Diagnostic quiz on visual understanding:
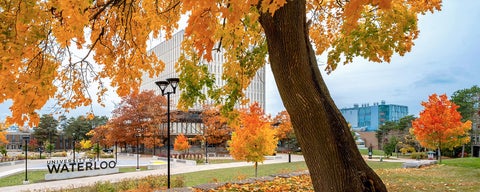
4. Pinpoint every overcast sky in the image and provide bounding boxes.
[1,1,479,121]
